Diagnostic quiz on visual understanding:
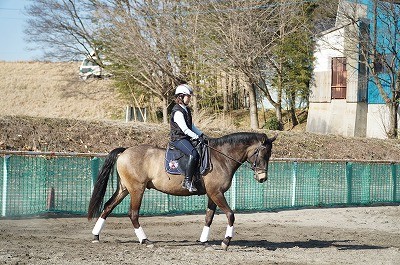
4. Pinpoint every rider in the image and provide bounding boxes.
[170,83,204,192]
